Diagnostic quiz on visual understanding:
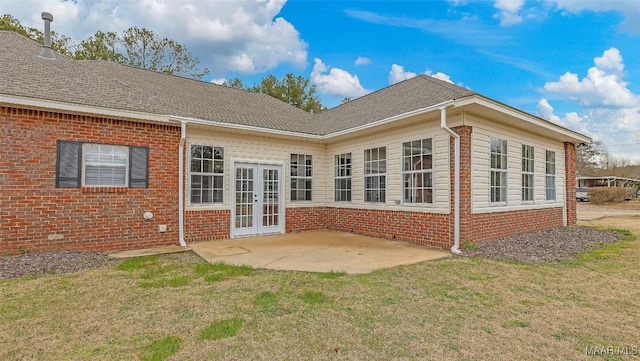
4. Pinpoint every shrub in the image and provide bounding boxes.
[588,187,628,204]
